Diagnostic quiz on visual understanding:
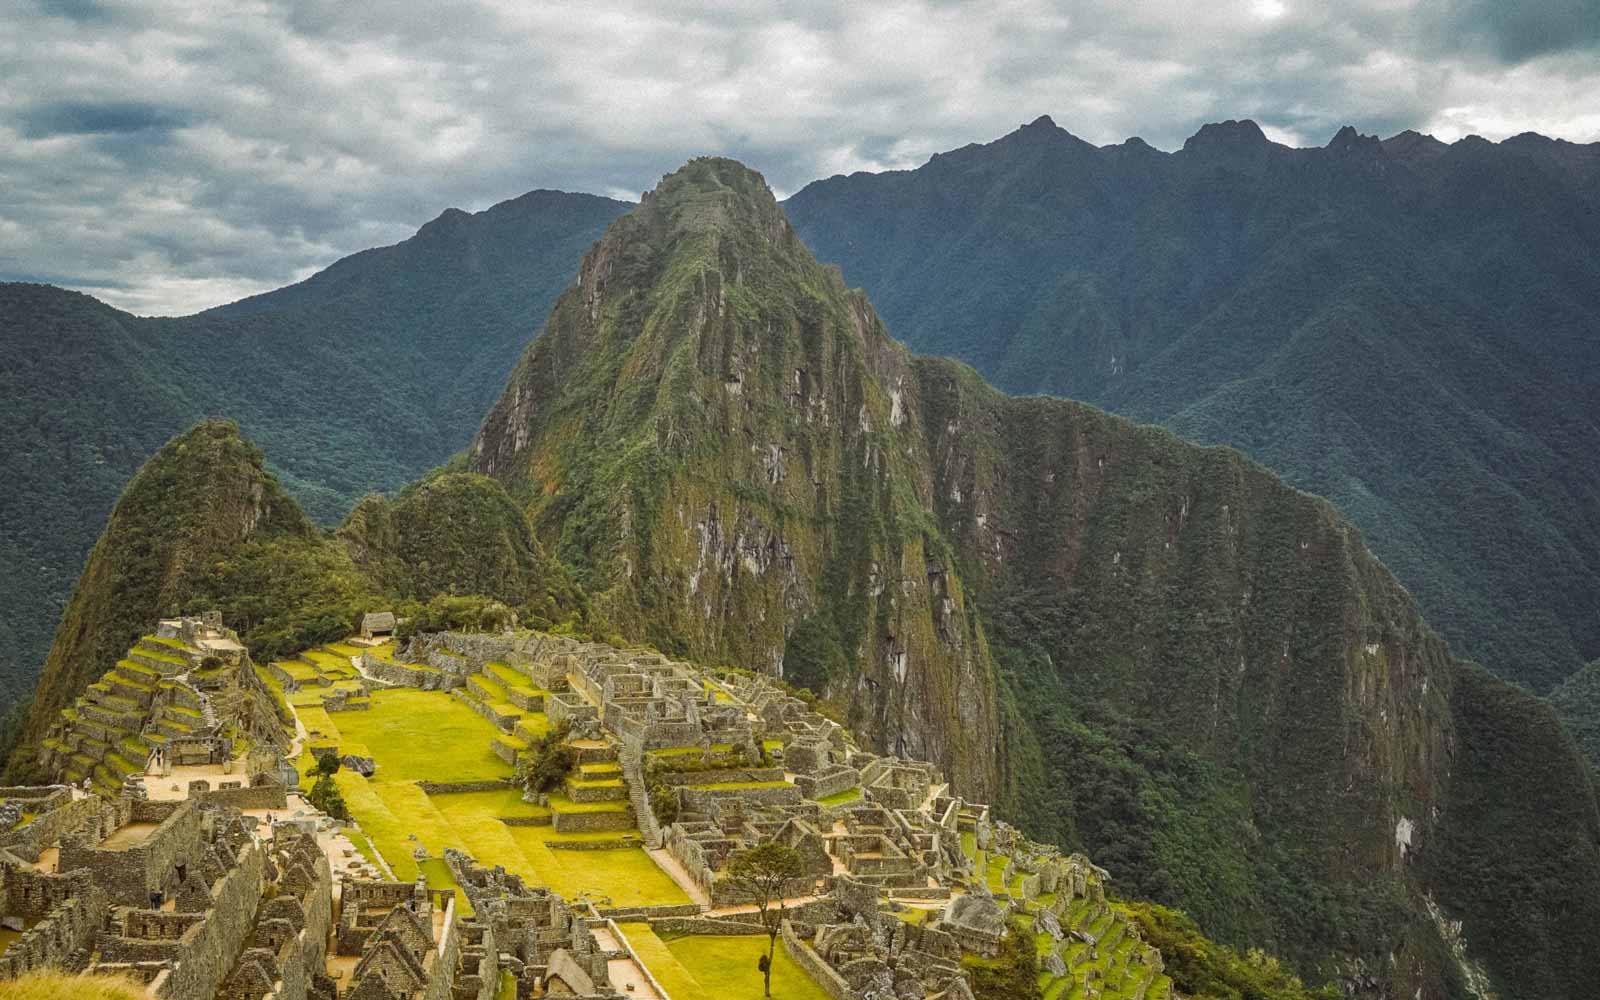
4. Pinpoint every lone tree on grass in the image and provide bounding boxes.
[726,841,807,998]
[308,754,349,820]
